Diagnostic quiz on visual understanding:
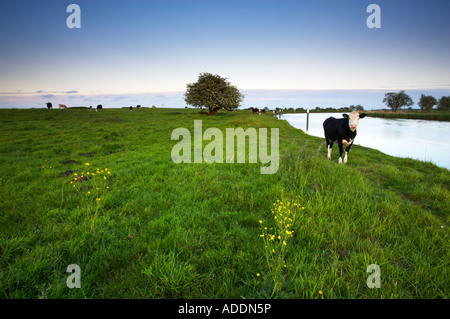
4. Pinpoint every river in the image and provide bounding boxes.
[280,113,450,170]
